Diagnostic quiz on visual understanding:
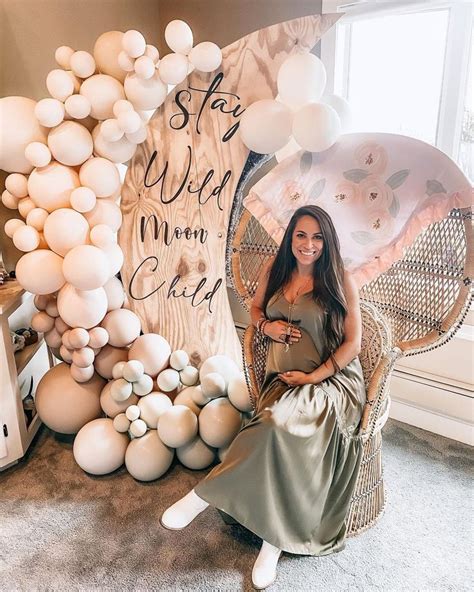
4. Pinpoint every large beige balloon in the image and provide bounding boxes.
[73,418,129,475]
[83,198,123,232]
[124,71,167,111]
[199,397,242,448]
[43,209,89,256]
[36,362,104,433]
[128,334,171,378]
[177,436,215,470]
[100,381,138,418]
[16,250,66,295]
[79,157,120,197]
[63,244,110,290]
[92,124,137,164]
[57,284,108,328]
[47,121,93,166]
[0,97,48,173]
[80,74,126,120]
[101,308,141,347]
[94,344,129,379]
[137,393,172,428]
[125,431,174,481]
[94,31,126,82]
[28,162,80,213]
[103,276,125,311]
[157,405,198,448]
[228,373,253,412]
